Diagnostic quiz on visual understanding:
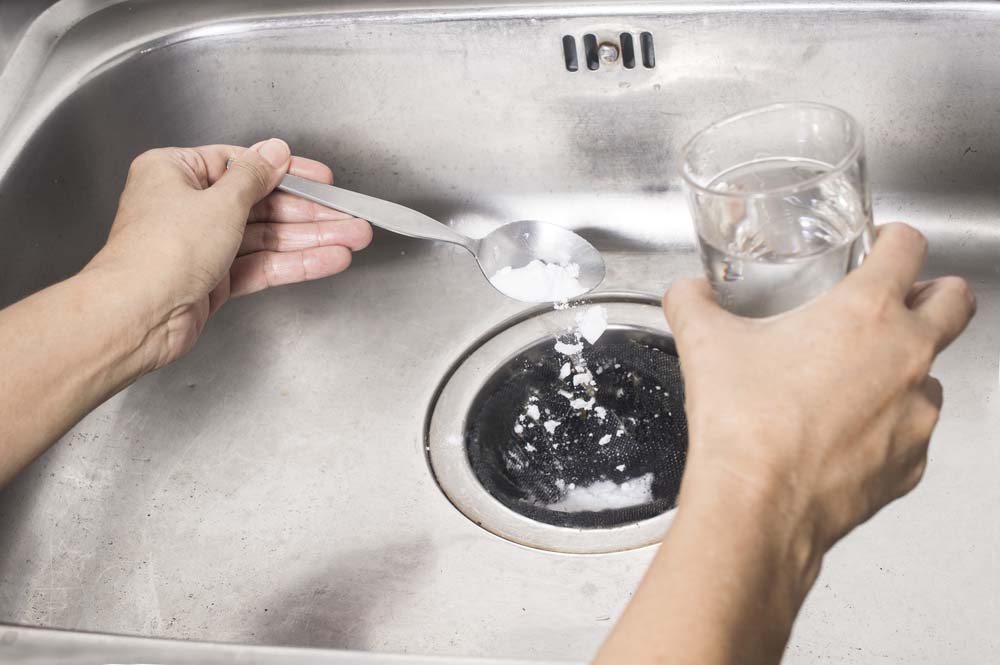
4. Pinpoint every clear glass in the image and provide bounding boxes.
[681,102,874,317]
